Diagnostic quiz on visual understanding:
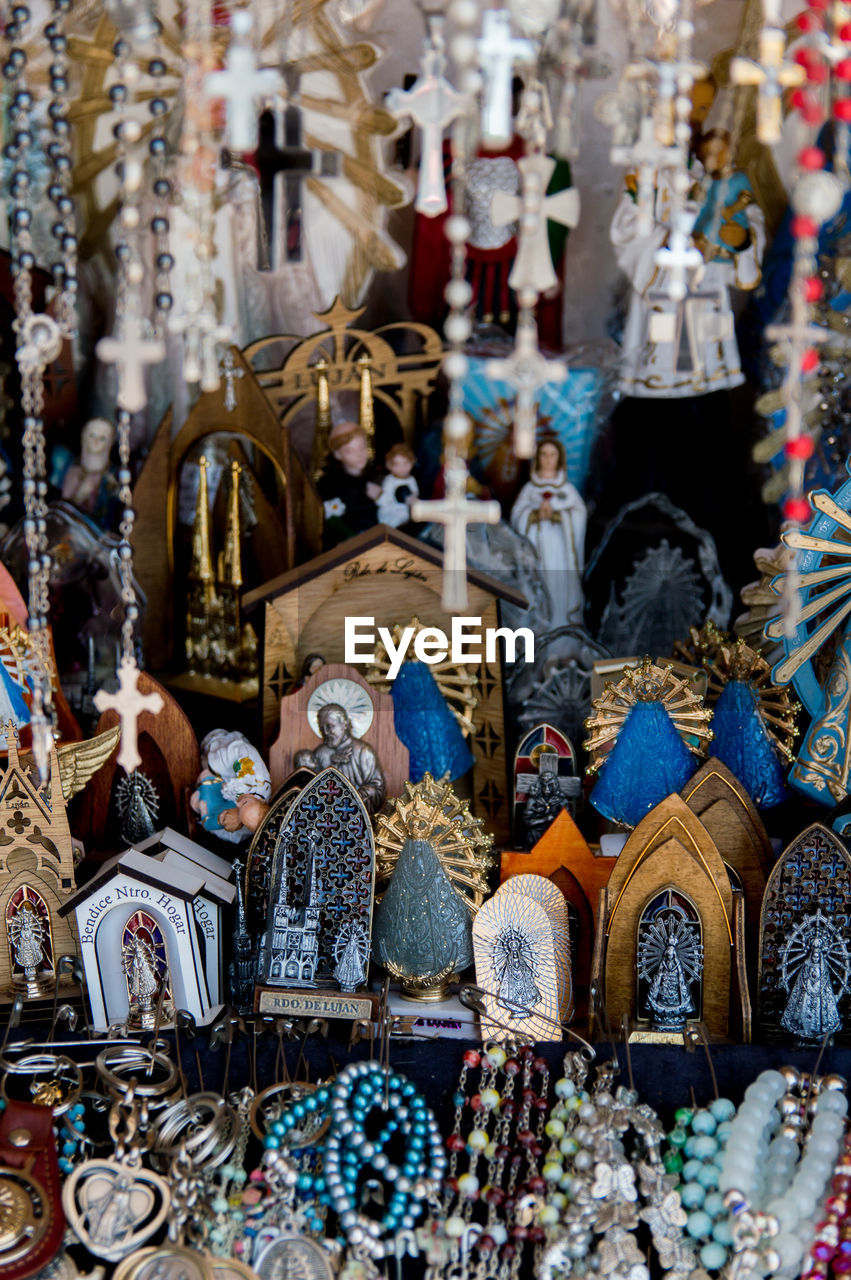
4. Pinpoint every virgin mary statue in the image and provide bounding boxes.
[510,440,586,626]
